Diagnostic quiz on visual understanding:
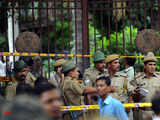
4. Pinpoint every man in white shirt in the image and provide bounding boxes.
[122,55,136,120]
[122,56,136,80]
[0,56,6,77]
